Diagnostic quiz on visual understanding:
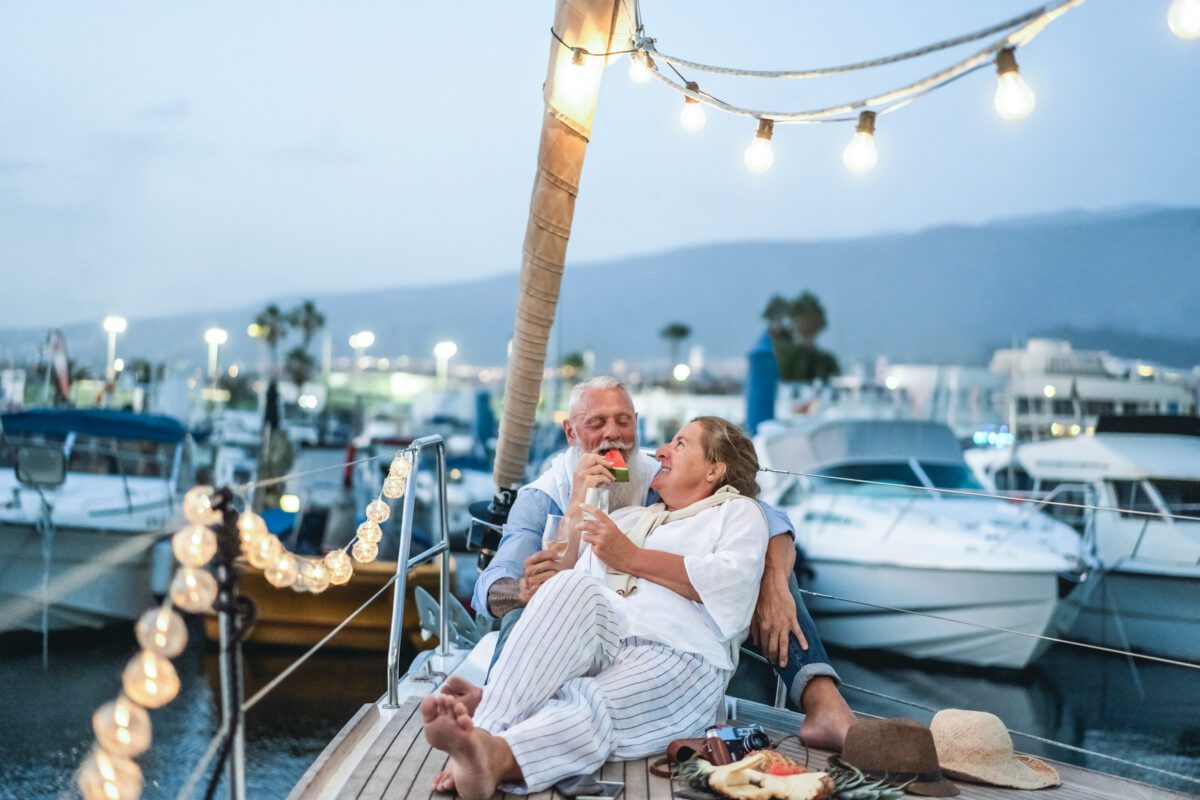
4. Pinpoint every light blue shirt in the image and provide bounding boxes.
[471,477,795,616]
